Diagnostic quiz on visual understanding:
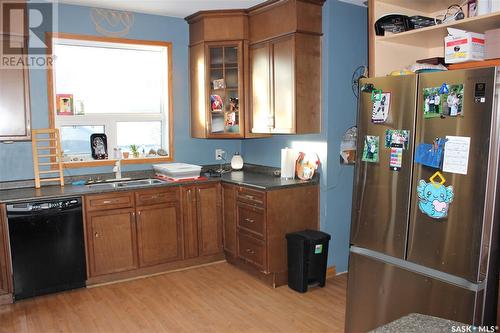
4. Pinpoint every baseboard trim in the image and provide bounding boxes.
[326,266,337,279]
